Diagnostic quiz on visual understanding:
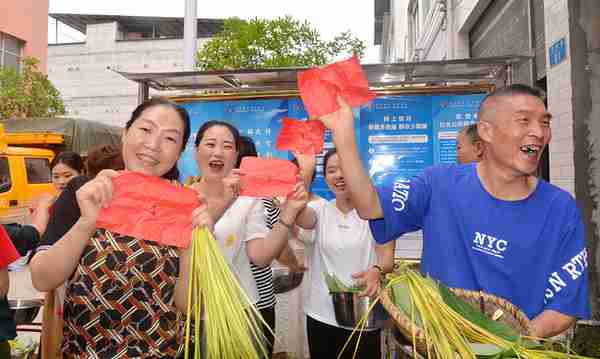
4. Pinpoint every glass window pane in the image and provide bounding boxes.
[3,53,19,70]
[4,34,22,54]
[0,157,12,193]
[25,158,51,184]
